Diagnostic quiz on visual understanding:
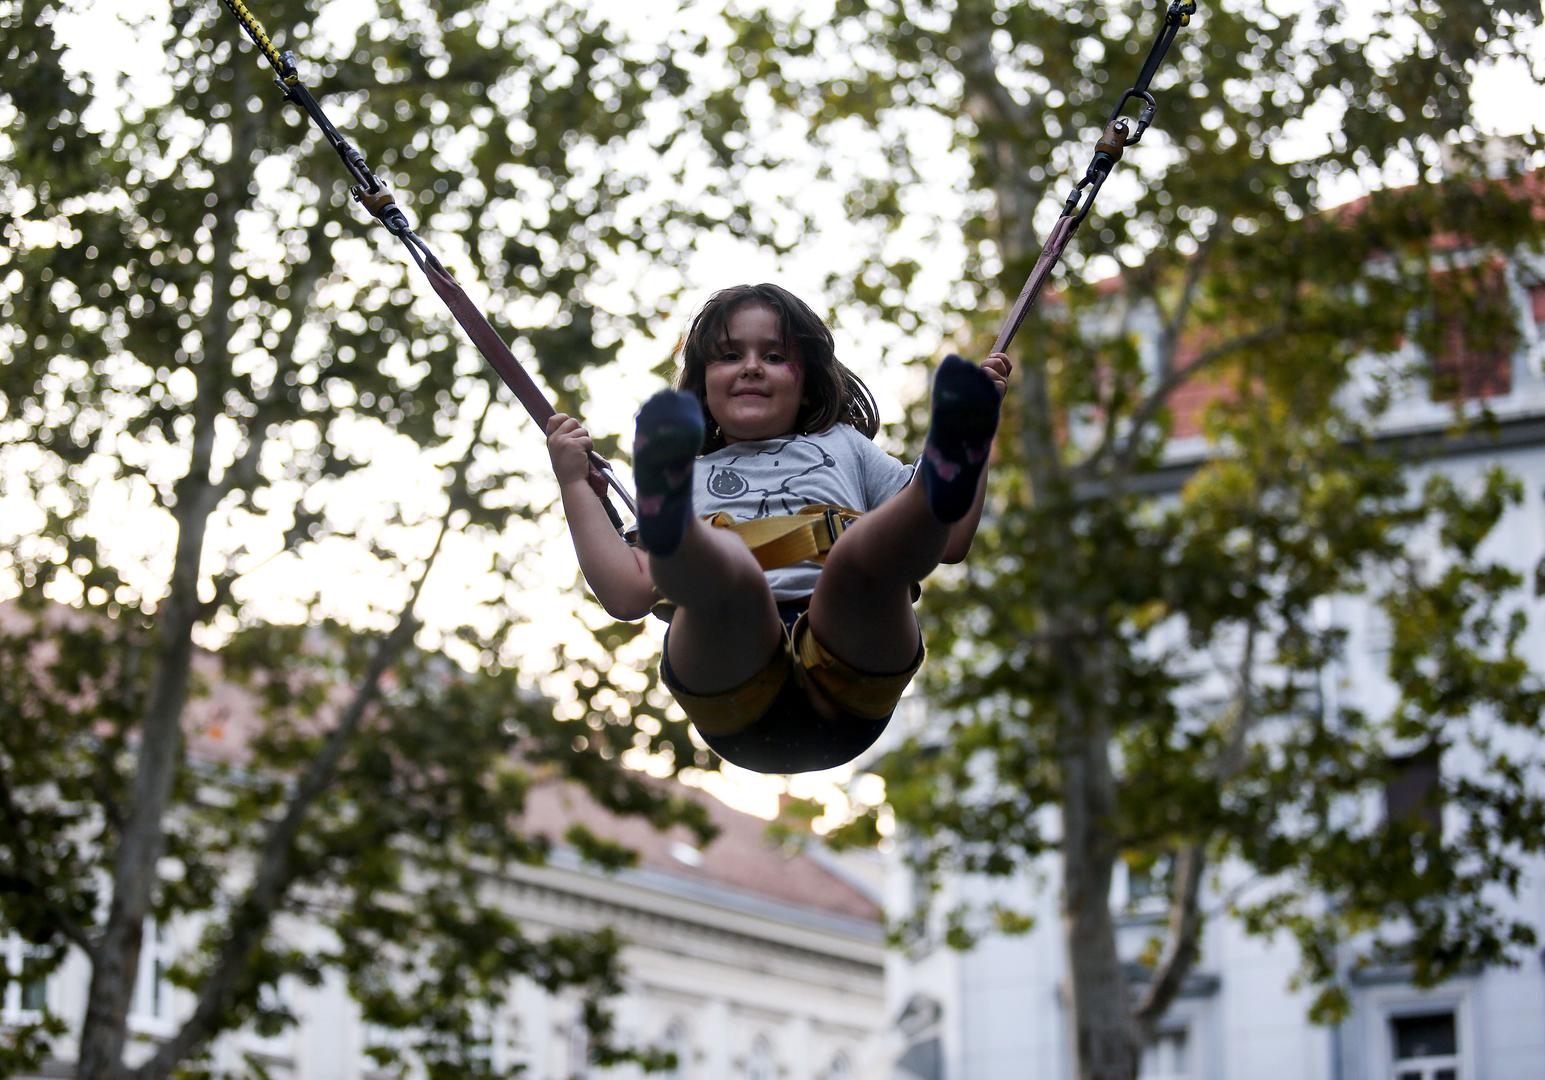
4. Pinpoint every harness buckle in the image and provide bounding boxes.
[821,507,846,547]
